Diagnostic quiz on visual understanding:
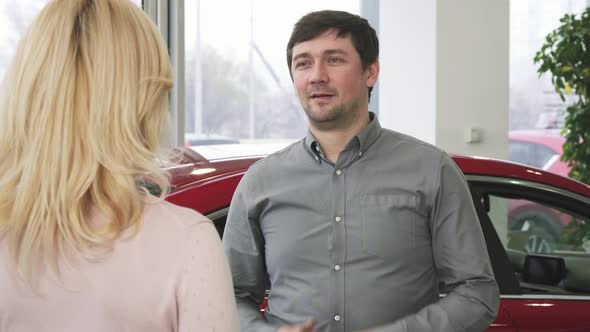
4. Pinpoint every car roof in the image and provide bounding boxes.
[167,147,590,199]
[452,154,589,196]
